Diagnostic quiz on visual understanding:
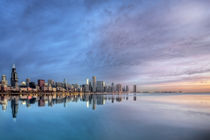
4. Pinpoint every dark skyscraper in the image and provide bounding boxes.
[38,79,45,90]
[133,85,137,93]
[26,78,30,87]
[126,85,129,92]
[11,64,18,87]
